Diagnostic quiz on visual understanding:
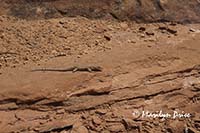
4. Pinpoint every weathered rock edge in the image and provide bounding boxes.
[0,0,200,23]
